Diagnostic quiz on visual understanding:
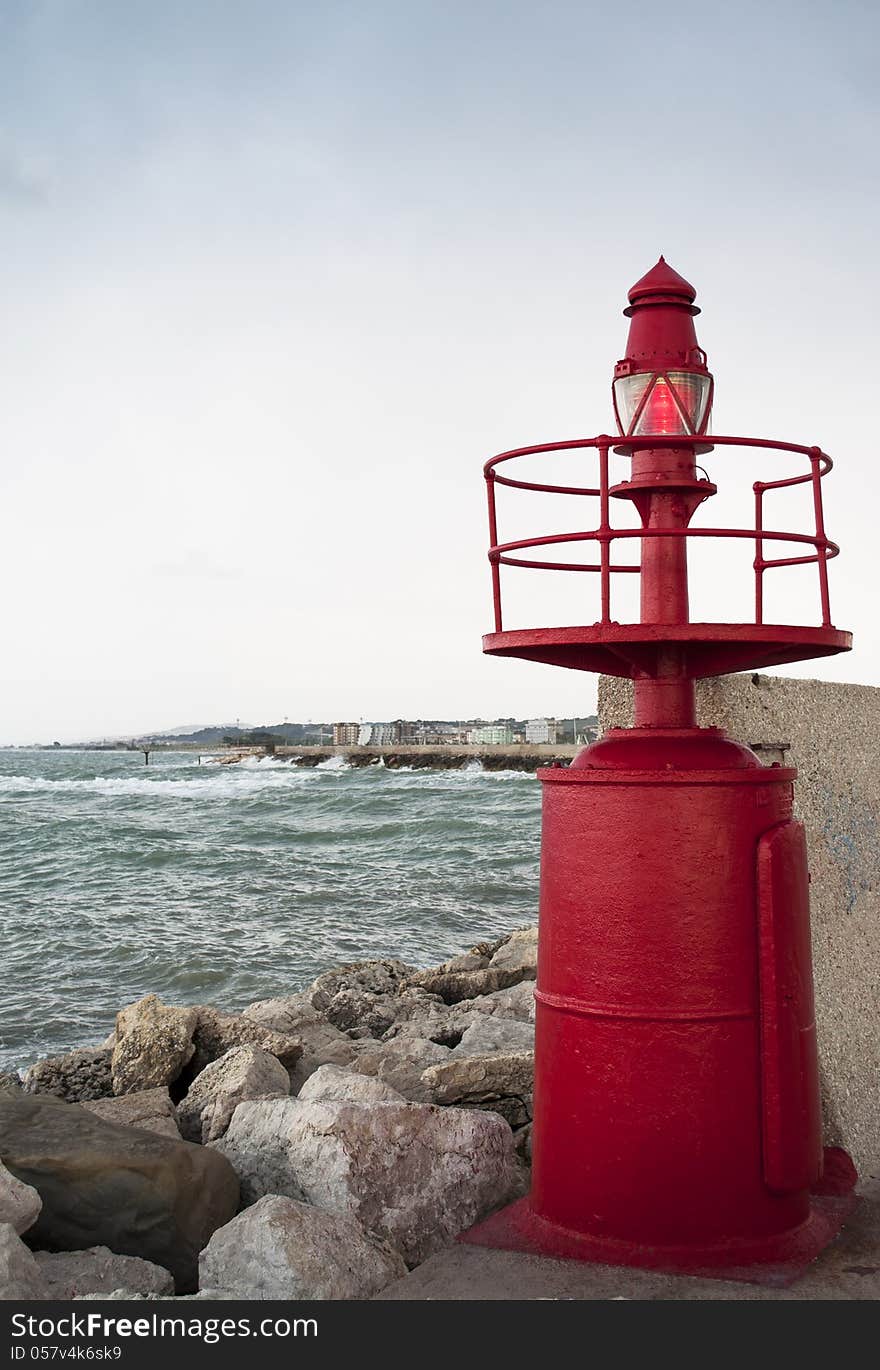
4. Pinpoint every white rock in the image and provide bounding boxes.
[297,1064,404,1105]
[489,926,538,979]
[199,1194,406,1299]
[213,1096,521,1266]
[34,1247,174,1299]
[243,996,359,1091]
[420,1053,535,1115]
[0,1160,41,1235]
[0,1224,49,1300]
[476,979,536,1022]
[453,1017,535,1056]
[178,1047,289,1144]
[349,1037,449,1102]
